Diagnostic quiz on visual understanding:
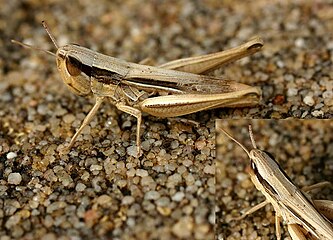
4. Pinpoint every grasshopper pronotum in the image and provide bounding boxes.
[13,21,263,155]
[218,124,333,240]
